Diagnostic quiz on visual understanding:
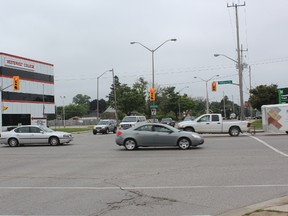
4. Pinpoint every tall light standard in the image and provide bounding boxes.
[214,53,244,120]
[178,86,189,119]
[130,39,177,122]
[194,75,219,114]
[110,68,118,124]
[97,70,111,120]
[60,96,66,128]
